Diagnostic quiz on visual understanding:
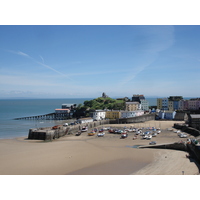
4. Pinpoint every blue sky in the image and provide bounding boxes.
[0,25,200,98]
